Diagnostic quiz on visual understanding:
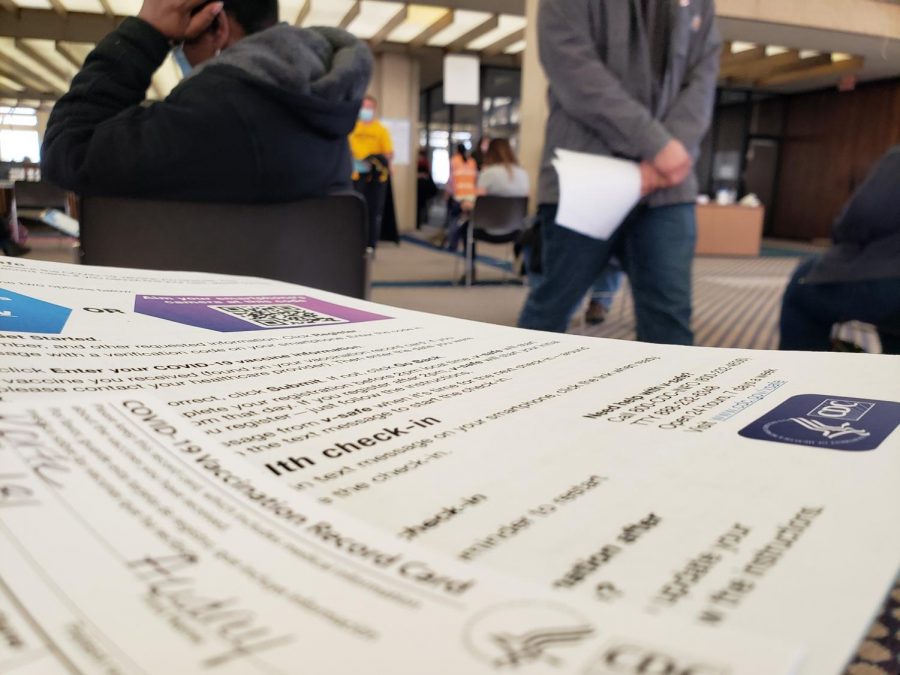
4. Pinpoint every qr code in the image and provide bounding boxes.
[209,304,347,328]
